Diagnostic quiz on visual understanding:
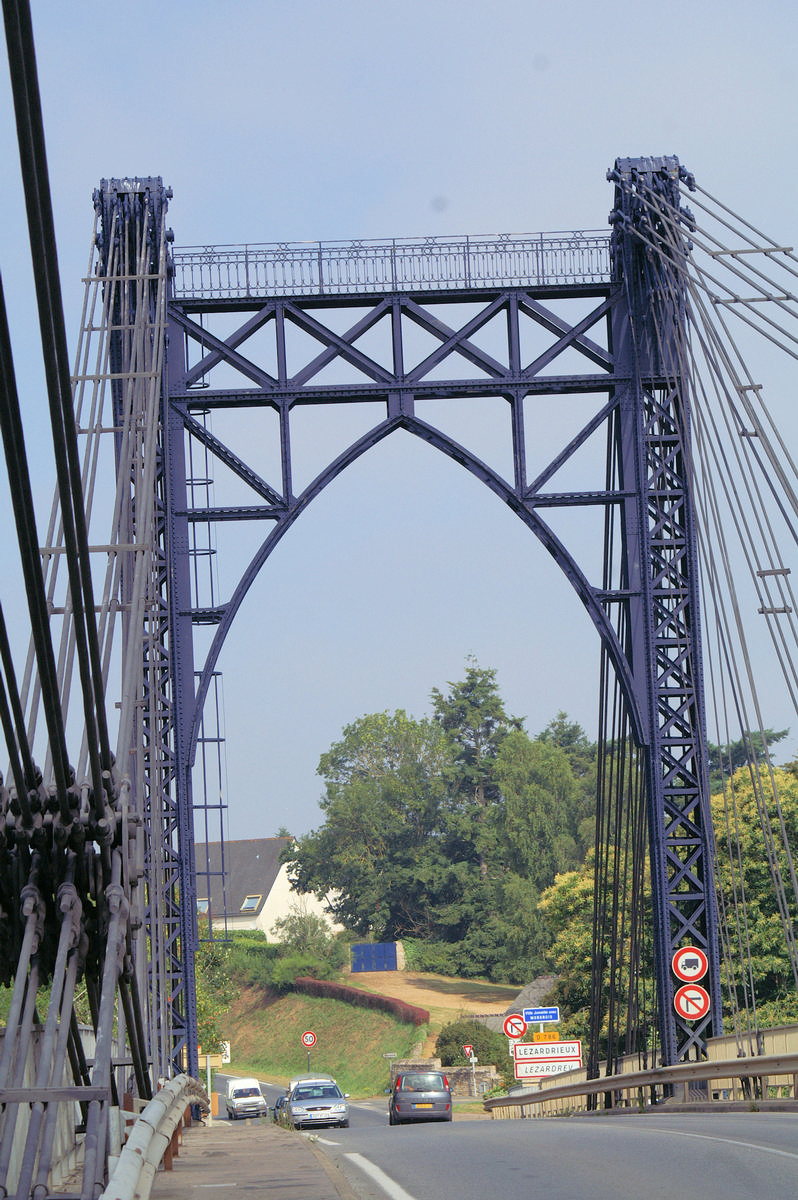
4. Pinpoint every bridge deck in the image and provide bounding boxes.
[171,230,611,300]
